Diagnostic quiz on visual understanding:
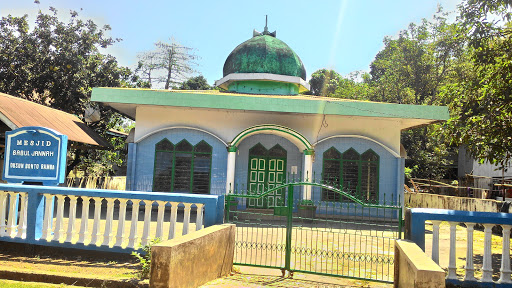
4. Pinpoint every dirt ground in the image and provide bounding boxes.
[0,253,138,280]
[202,266,392,288]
